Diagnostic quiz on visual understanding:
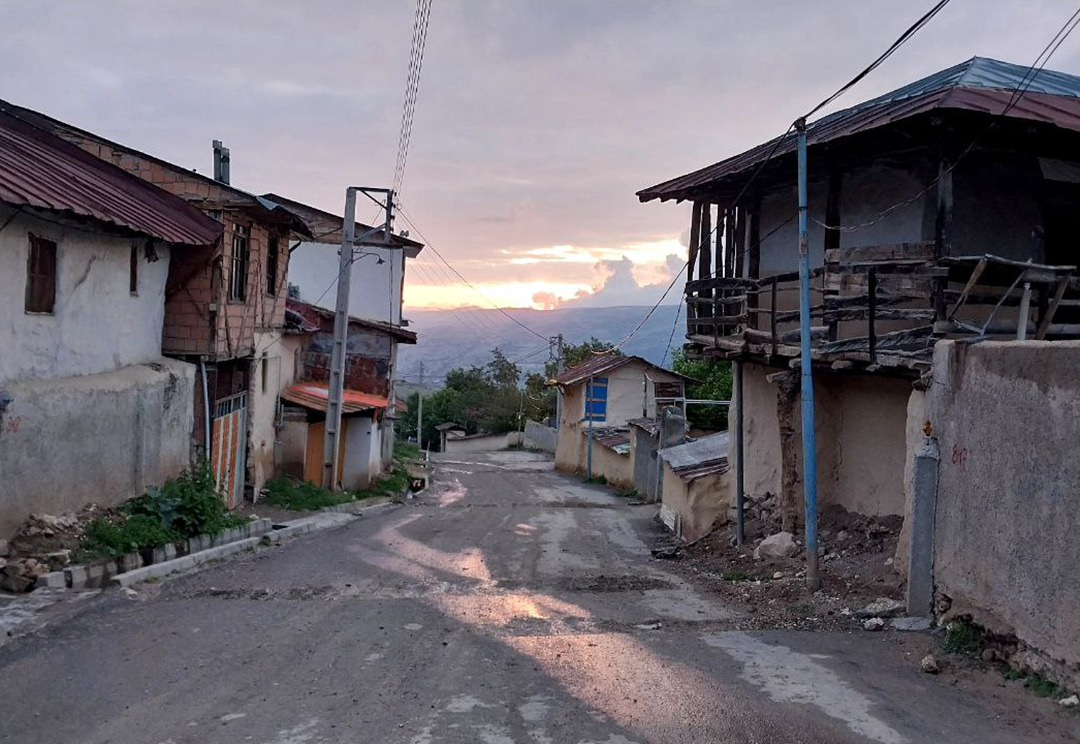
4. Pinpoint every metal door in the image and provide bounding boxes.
[212,391,247,509]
